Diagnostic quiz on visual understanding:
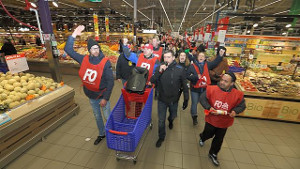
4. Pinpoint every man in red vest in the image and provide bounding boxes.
[199,72,246,166]
[123,38,160,84]
[152,36,164,61]
[65,25,114,145]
